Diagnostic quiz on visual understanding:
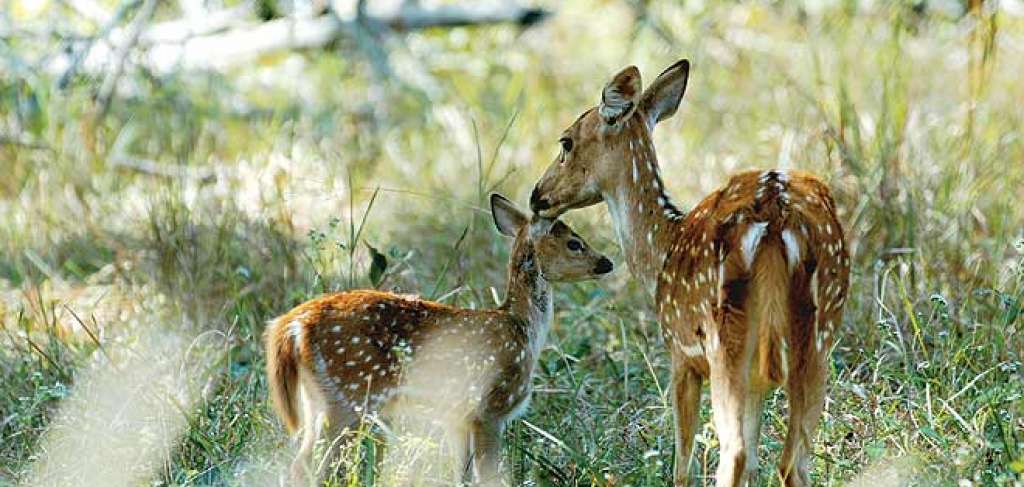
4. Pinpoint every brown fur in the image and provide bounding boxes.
[265,316,300,433]
[264,195,613,485]
[530,60,851,486]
